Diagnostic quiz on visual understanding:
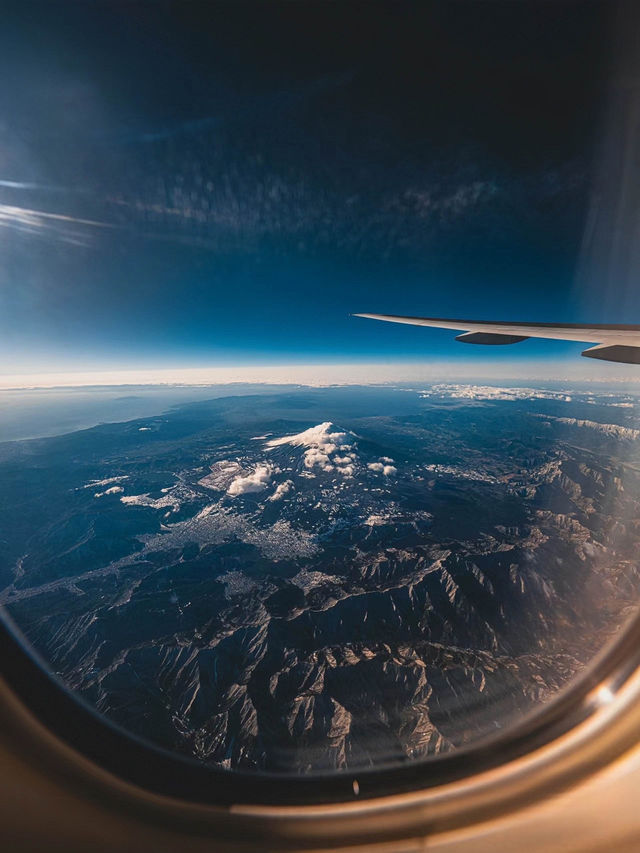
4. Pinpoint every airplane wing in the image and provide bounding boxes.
[353,313,640,364]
